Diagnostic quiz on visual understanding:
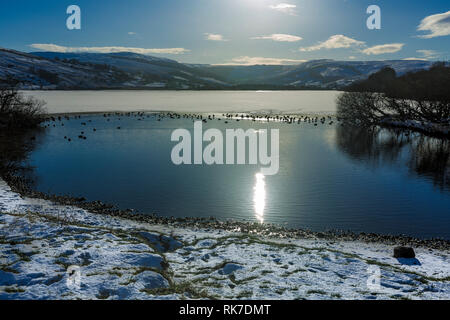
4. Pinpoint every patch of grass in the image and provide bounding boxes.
[0,265,19,274]
[0,238,34,245]
[275,288,286,295]
[390,294,411,300]
[125,250,146,254]
[415,277,429,284]
[334,272,347,280]
[261,270,274,275]
[120,277,137,286]
[54,259,72,270]
[307,289,327,295]
[133,231,184,253]
[45,274,64,286]
[108,270,123,277]
[282,268,307,278]
[190,234,298,253]
[251,239,297,250]
[204,281,222,289]
[10,249,37,262]
[229,274,259,285]
[3,286,25,293]
[55,251,73,259]
[191,261,238,275]
[364,259,450,283]
[235,290,253,299]
[85,272,102,277]
[81,259,92,267]
[96,290,110,300]
[141,281,215,299]
[111,266,123,270]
